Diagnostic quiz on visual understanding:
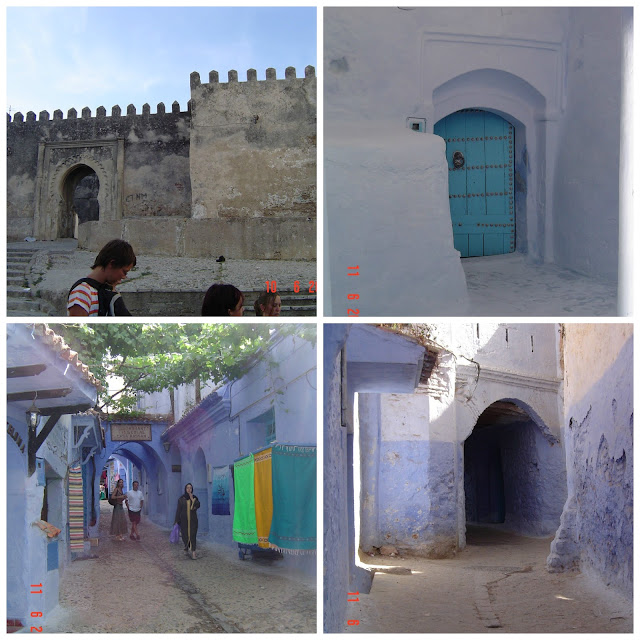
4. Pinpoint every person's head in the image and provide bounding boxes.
[201,284,244,316]
[184,483,193,496]
[254,292,281,317]
[132,481,139,490]
[92,239,137,286]
[116,479,124,488]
